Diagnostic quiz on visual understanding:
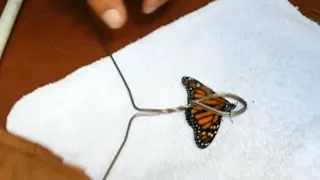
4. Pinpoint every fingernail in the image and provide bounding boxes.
[144,0,168,14]
[144,6,157,14]
[101,9,123,29]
